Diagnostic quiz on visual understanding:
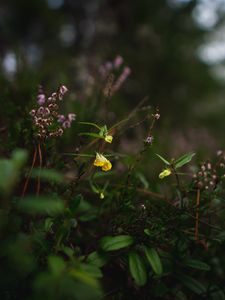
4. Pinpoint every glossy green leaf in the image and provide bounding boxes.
[174,153,195,169]
[144,246,163,275]
[128,251,147,286]
[100,235,134,251]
